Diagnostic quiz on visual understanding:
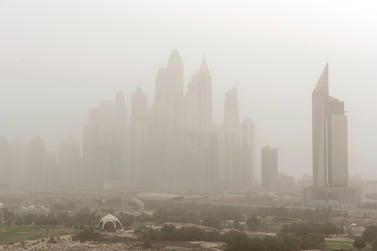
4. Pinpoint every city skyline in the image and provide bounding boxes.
[82,50,256,192]
[0,50,258,193]
[0,54,358,185]
[2,1,377,179]
[0,0,377,178]
[0,2,376,249]
[0,56,362,182]
[0,53,354,193]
